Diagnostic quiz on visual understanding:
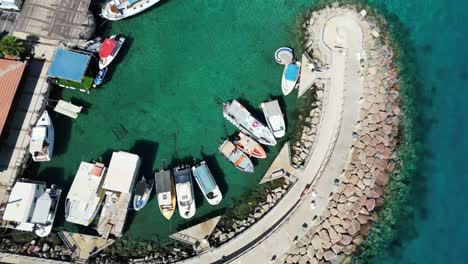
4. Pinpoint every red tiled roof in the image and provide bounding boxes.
[0,59,26,135]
